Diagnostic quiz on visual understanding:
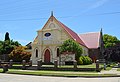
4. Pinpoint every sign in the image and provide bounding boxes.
[61,54,75,62]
